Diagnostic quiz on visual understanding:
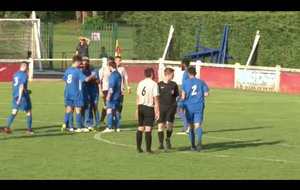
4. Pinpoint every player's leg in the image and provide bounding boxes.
[186,110,196,150]
[165,105,176,149]
[100,90,108,126]
[177,106,188,132]
[115,108,121,132]
[157,122,165,149]
[5,108,18,133]
[62,98,74,132]
[74,107,84,132]
[93,95,100,128]
[157,105,167,149]
[103,101,114,133]
[144,106,155,153]
[25,110,33,135]
[194,111,204,151]
[136,105,144,153]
